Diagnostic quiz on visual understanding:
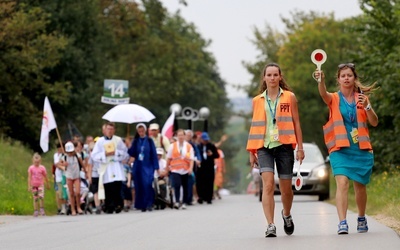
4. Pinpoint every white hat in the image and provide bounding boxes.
[156,148,164,155]
[65,141,75,152]
[149,123,159,130]
[136,123,147,131]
